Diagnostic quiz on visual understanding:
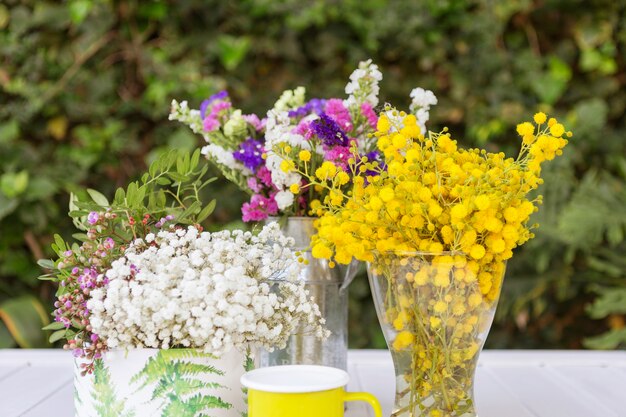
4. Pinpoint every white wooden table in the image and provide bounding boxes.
[1,349,625,417]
